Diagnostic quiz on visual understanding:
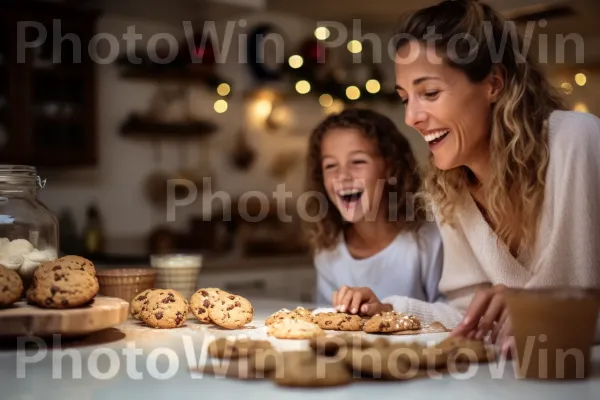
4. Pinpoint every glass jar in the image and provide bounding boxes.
[0,165,59,284]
